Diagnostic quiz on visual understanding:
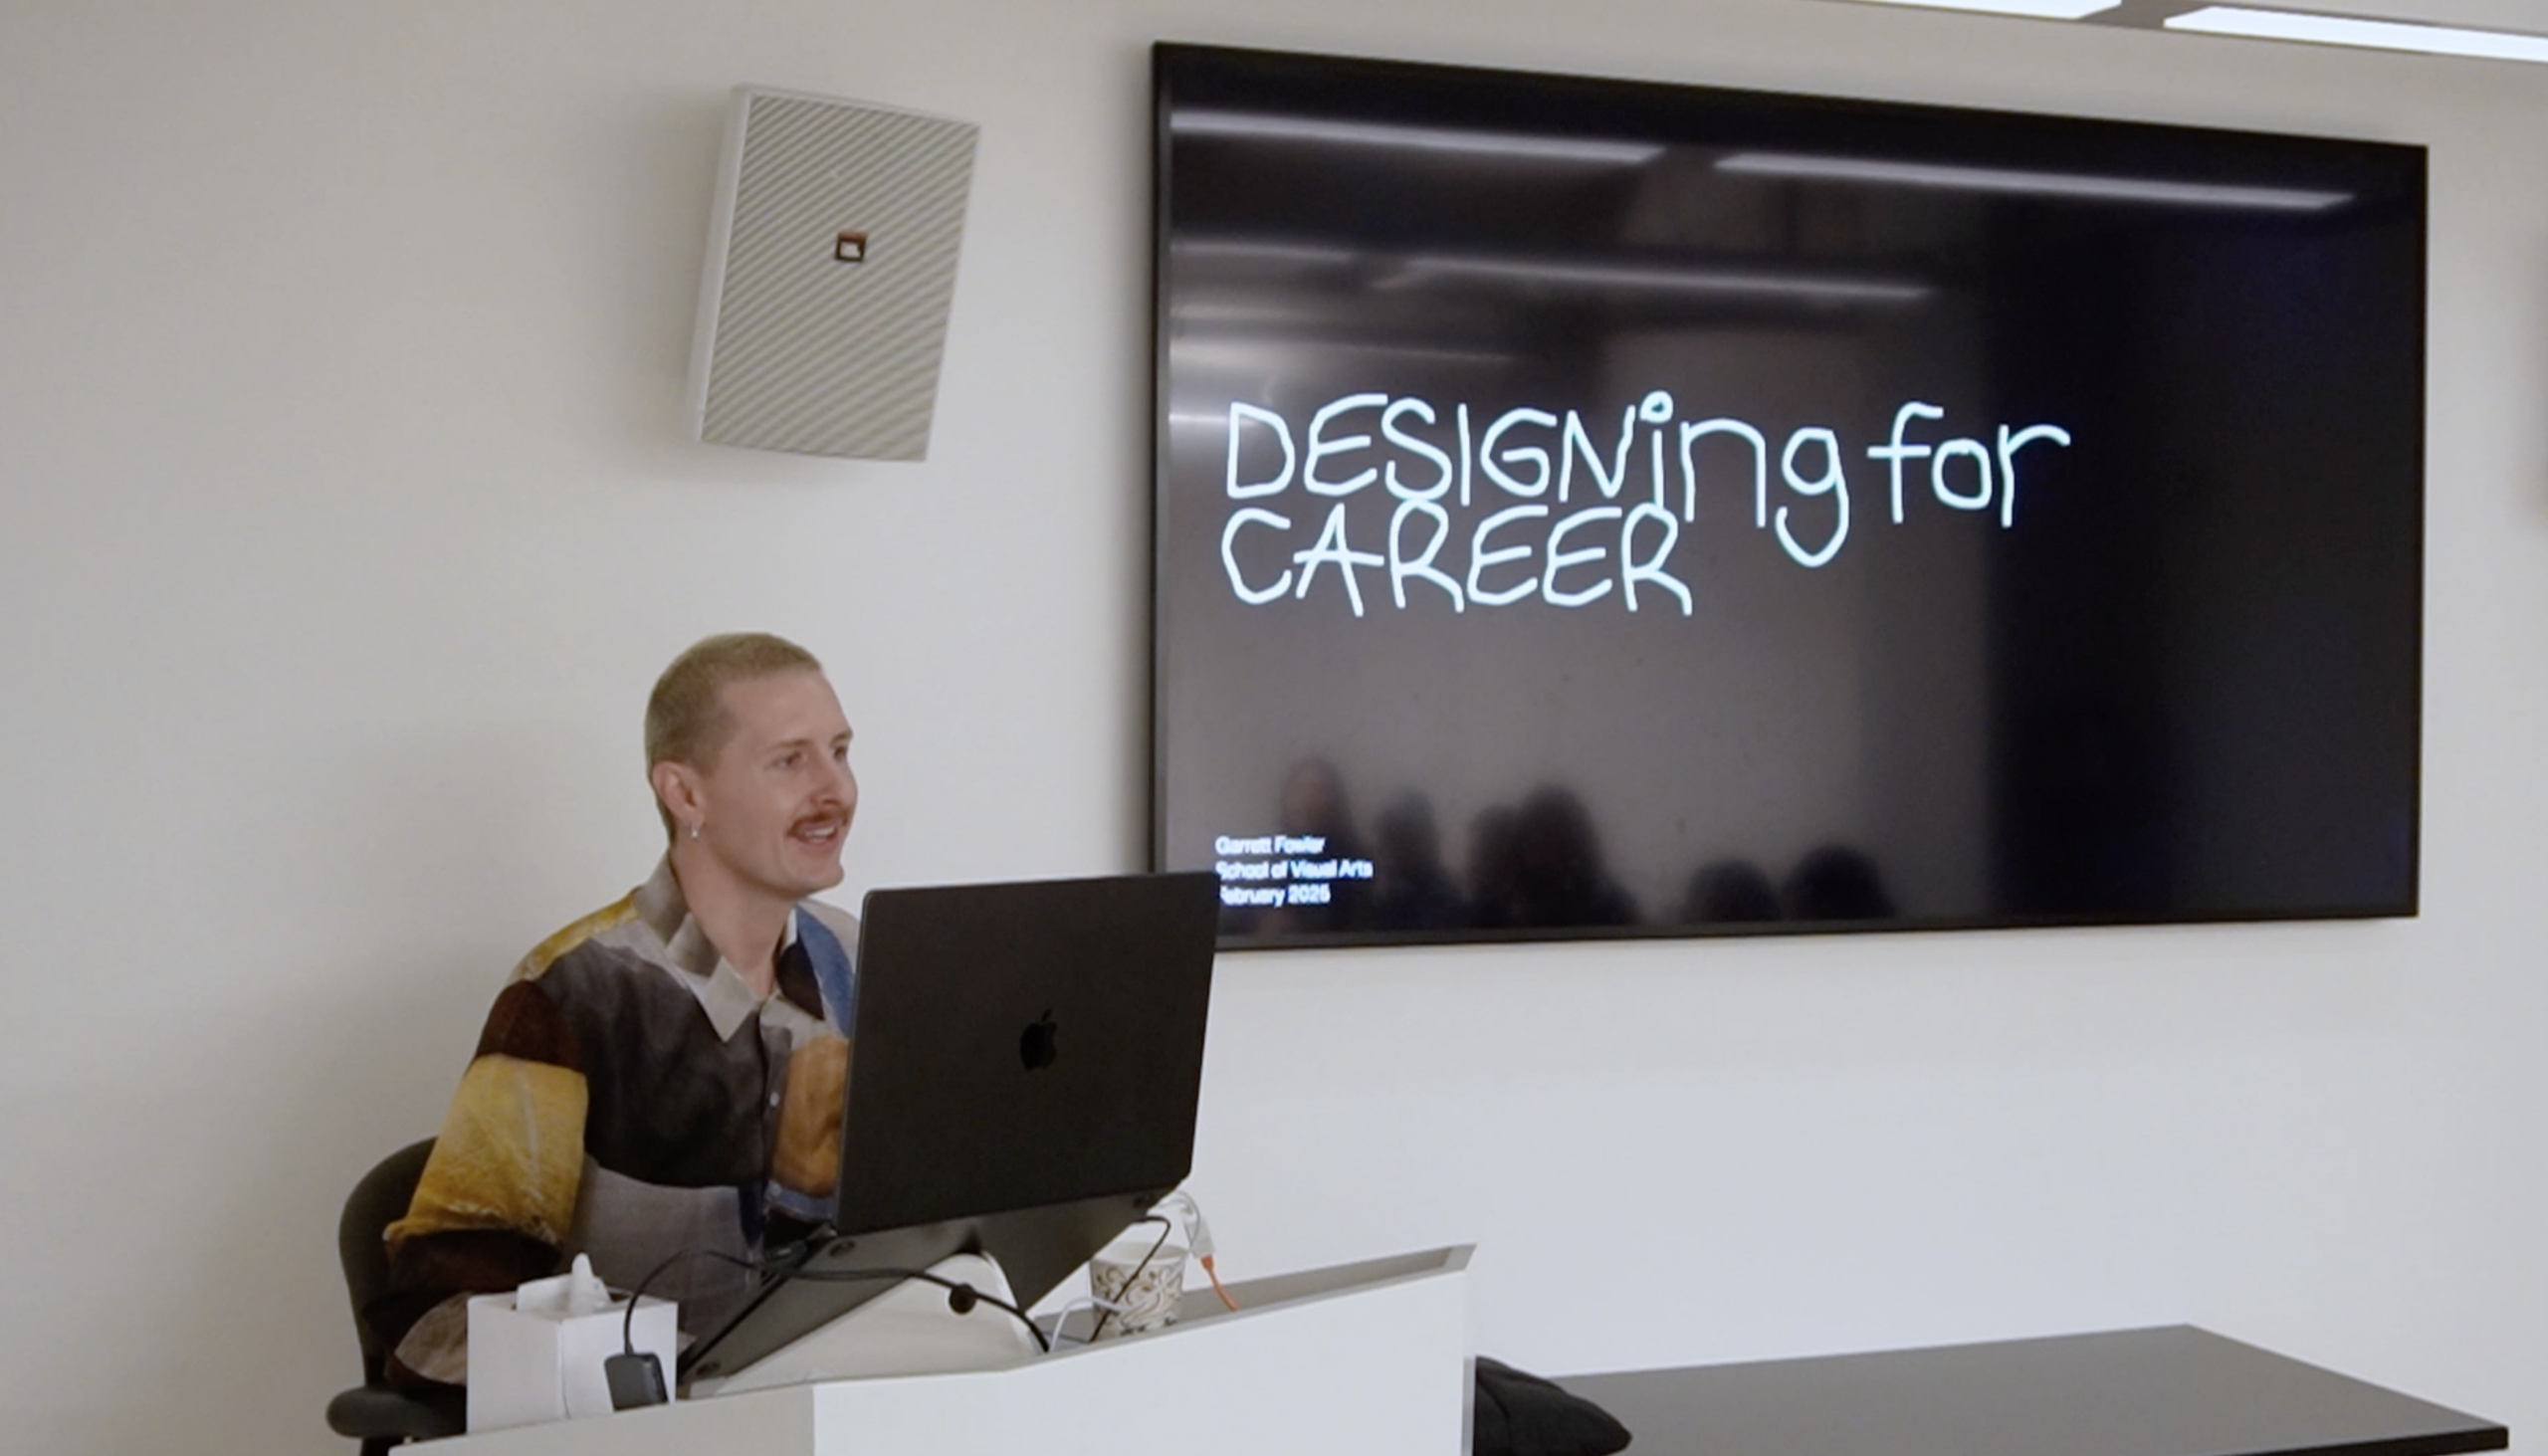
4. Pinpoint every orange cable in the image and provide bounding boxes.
[1200,1254,1240,1313]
